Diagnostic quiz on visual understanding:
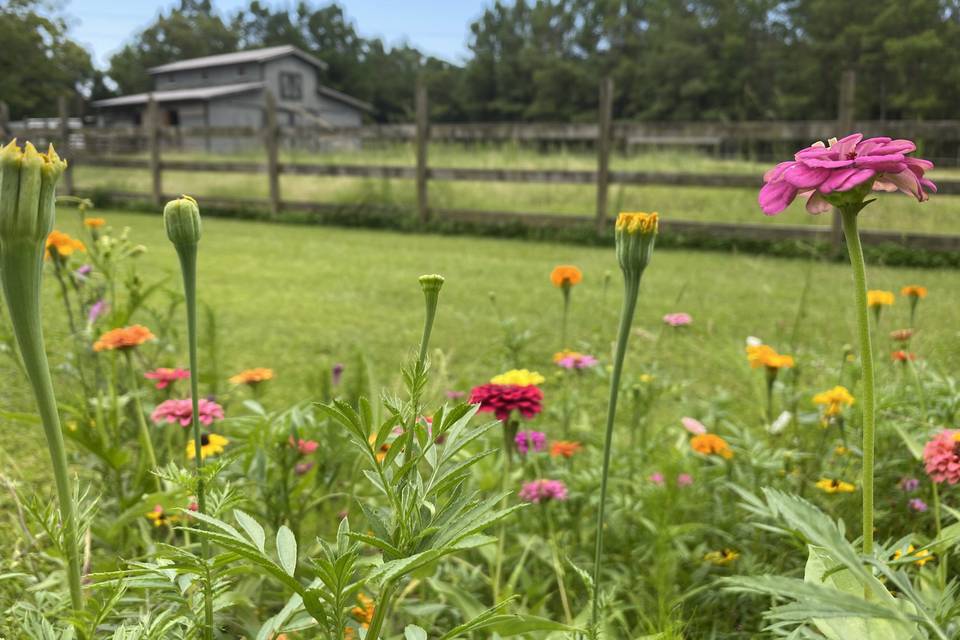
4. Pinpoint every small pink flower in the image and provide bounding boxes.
[898,477,919,492]
[188,500,199,512]
[648,472,665,486]
[923,429,960,484]
[663,312,692,327]
[289,436,319,455]
[677,473,694,487]
[151,398,224,427]
[515,430,546,455]
[556,353,599,370]
[518,479,568,504]
[908,498,928,512]
[295,462,314,475]
[681,417,707,435]
[144,367,190,390]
